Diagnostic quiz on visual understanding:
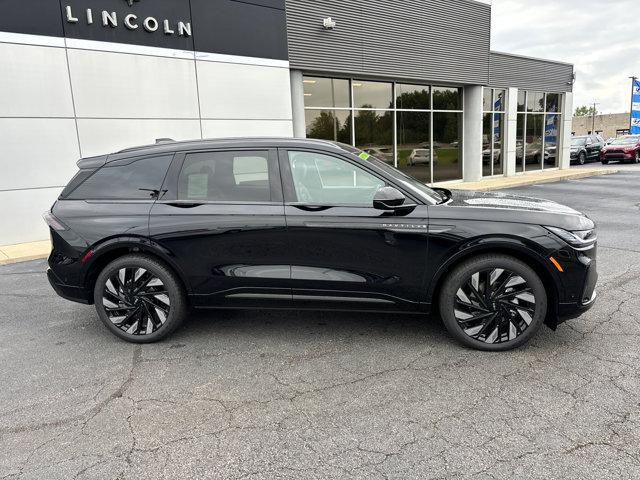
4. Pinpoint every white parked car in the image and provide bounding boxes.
[408,148,436,165]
